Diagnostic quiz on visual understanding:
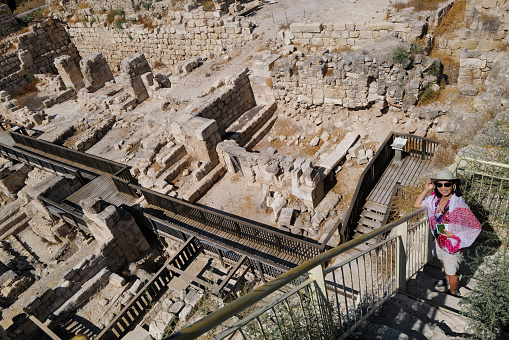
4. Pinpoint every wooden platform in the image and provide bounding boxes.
[367,156,433,206]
